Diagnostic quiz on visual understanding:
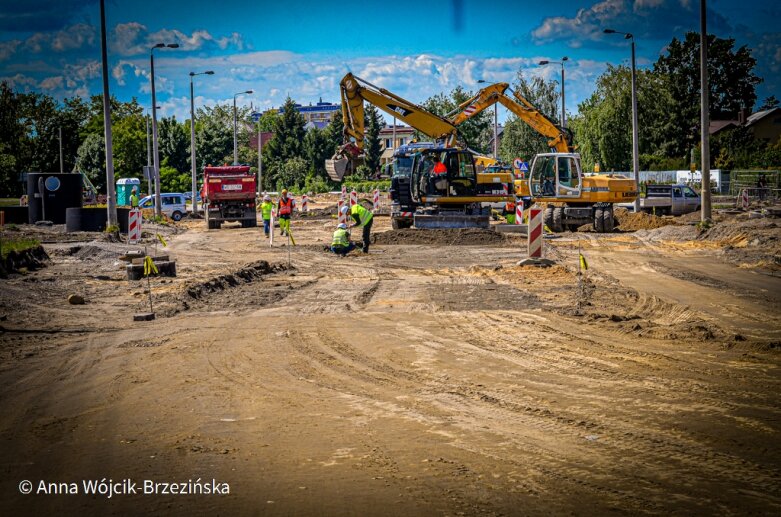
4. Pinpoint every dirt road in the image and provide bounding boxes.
[1,213,780,516]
